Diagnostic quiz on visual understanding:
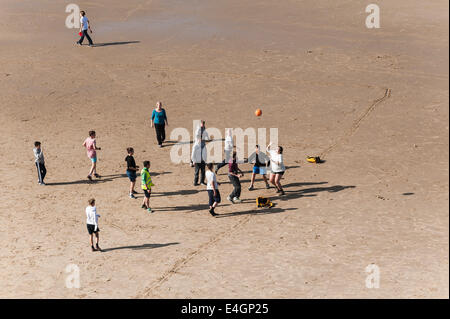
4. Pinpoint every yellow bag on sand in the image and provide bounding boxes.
[256,197,273,208]
[307,156,322,163]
